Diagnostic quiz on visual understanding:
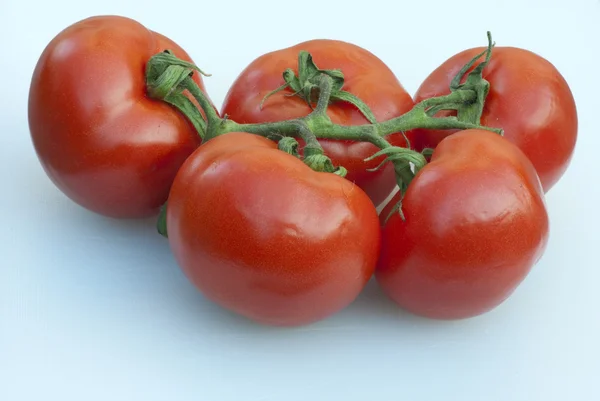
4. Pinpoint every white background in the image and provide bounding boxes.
[1,0,599,400]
